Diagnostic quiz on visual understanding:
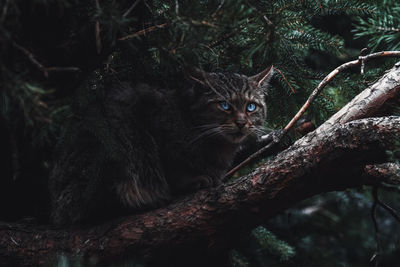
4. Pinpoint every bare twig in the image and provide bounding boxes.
[208,30,238,48]
[360,48,369,75]
[211,0,225,17]
[225,51,400,179]
[368,185,400,265]
[118,23,167,41]
[10,236,19,246]
[45,67,81,73]
[95,21,102,54]
[370,186,380,266]
[209,5,275,49]
[376,26,400,33]
[365,166,400,222]
[216,2,274,48]
[123,0,141,18]
[12,42,80,78]
[377,200,400,223]
[316,0,323,11]
[9,134,20,181]
[95,0,102,54]
[190,20,216,27]
[282,51,400,134]
[224,129,283,179]
[175,0,179,16]
[274,67,296,93]
[208,16,256,48]
[105,53,117,73]
[0,0,11,24]
[12,42,49,77]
